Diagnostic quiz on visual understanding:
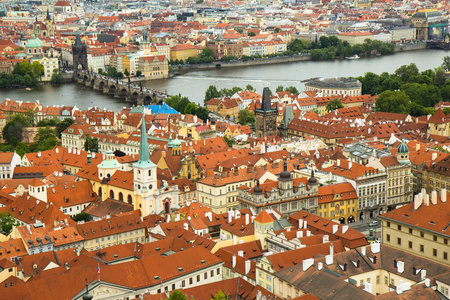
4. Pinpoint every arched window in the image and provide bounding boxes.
[98,187,102,196]
[127,195,132,204]
[110,190,115,199]
[119,192,123,201]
